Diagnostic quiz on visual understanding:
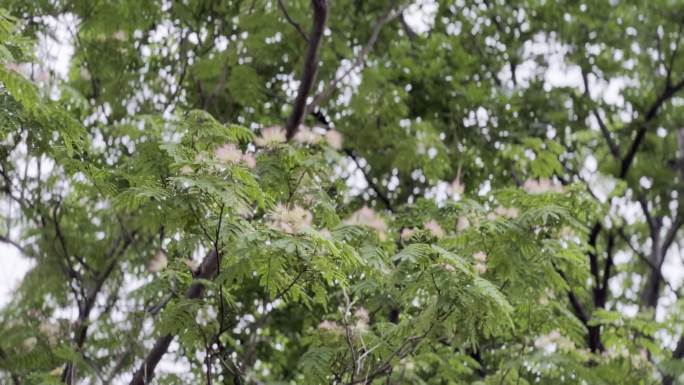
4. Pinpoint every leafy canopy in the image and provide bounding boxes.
[1,1,684,385]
